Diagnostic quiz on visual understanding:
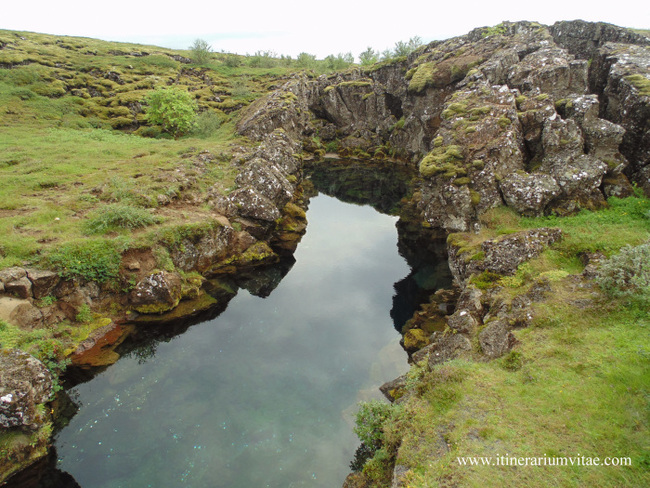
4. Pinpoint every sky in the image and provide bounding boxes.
[2,1,649,60]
